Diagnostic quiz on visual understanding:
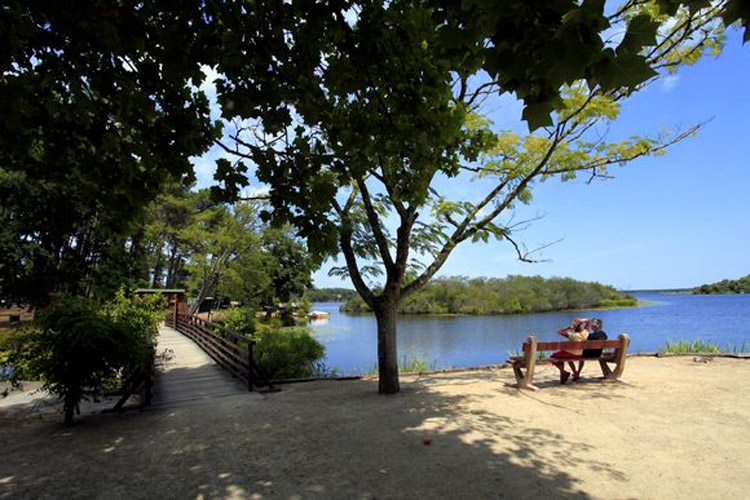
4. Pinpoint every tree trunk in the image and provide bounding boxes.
[165,242,181,288]
[280,306,295,326]
[189,269,218,315]
[375,302,400,394]
[64,391,77,427]
[151,243,164,288]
